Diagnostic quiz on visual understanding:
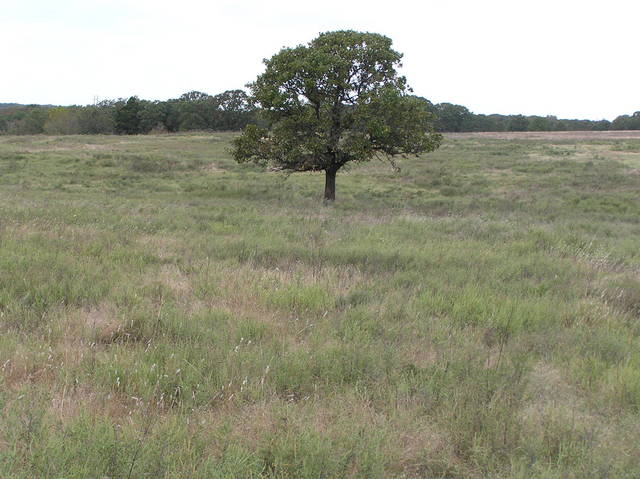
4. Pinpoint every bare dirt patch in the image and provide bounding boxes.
[202,163,225,173]
[158,264,192,296]
[83,302,123,343]
[399,342,439,369]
